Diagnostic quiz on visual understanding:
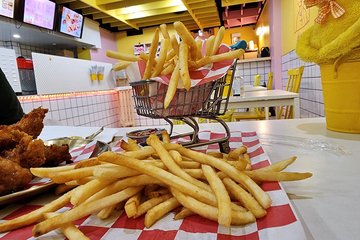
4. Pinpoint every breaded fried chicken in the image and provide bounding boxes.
[0,158,33,195]
[11,107,48,139]
[0,129,29,152]
[44,144,72,166]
